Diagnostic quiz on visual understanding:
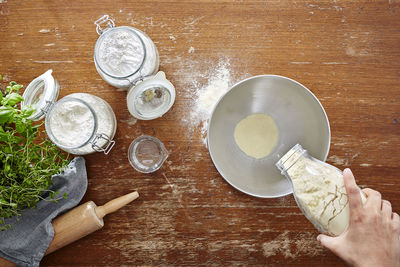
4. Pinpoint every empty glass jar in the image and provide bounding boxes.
[128,135,168,173]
